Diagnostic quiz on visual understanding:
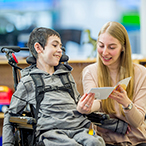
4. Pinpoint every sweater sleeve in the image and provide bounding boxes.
[124,64,146,128]
[82,63,98,94]
[2,81,28,146]
[82,63,101,112]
